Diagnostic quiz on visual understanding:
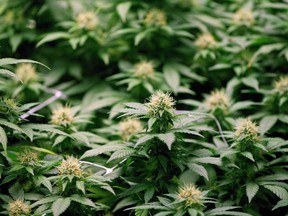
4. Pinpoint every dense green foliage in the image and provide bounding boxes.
[0,0,288,215]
